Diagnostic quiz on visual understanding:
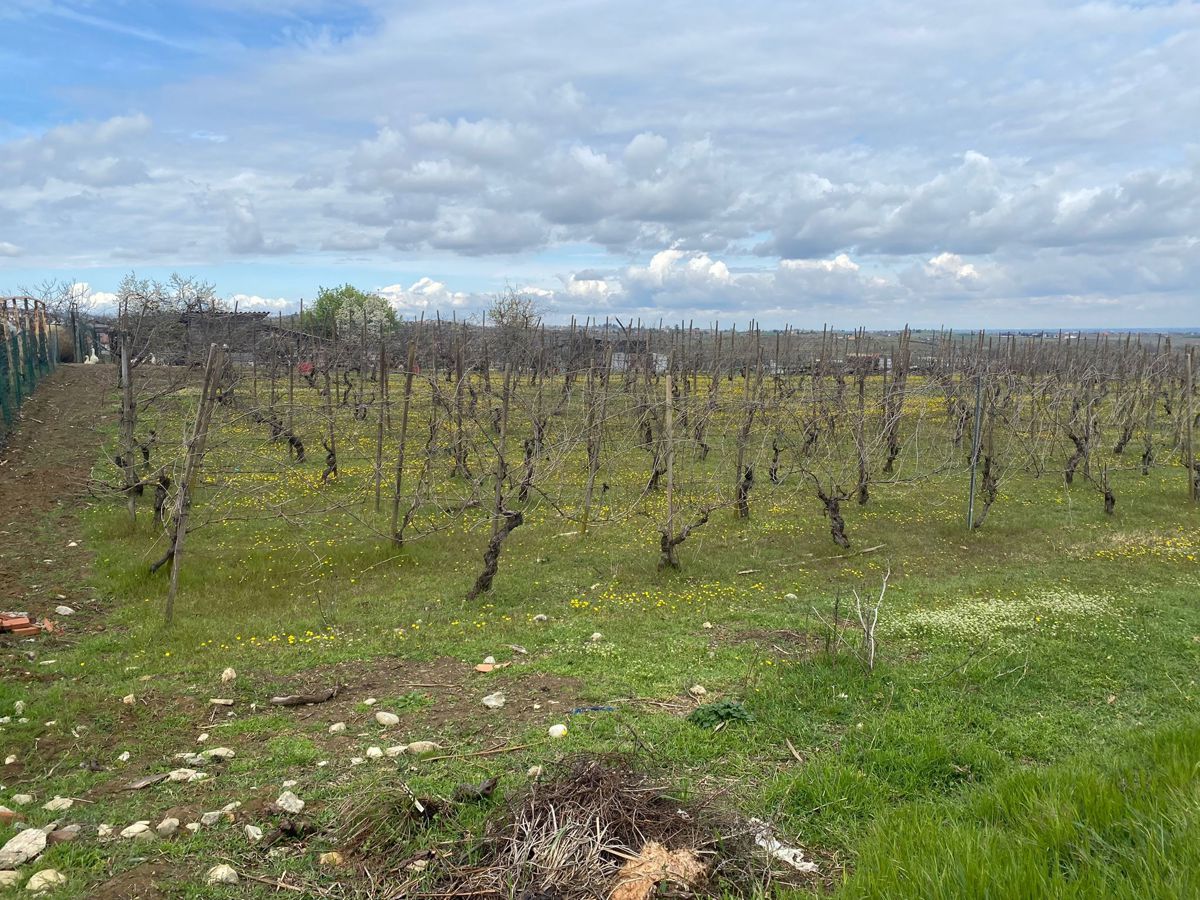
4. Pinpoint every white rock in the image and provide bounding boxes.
[702,621,713,629]
[374,711,400,727]
[365,746,383,759]
[482,692,506,710]
[244,824,263,843]
[202,747,235,761]
[589,632,603,642]
[11,795,32,807]
[363,697,377,706]
[527,765,544,779]
[209,698,234,706]
[689,684,708,697]
[168,768,207,783]
[316,760,329,767]
[222,801,242,813]
[197,732,210,743]
[328,722,346,734]
[483,655,496,665]
[121,694,135,705]
[120,821,153,840]
[0,871,18,888]
[275,791,304,814]
[156,818,179,837]
[13,702,24,716]
[200,811,222,827]
[350,757,365,765]
[385,745,405,757]
[185,822,201,833]
[117,751,131,762]
[548,723,568,739]
[405,741,440,756]
[3,755,15,765]
[220,667,237,684]
[53,606,74,617]
[41,797,72,812]
[0,828,46,868]
[25,869,66,894]
[533,614,548,623]
[280,781,296,789]
[206,864,239,886]
[784,592,799,602]
[96,824,113,839]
